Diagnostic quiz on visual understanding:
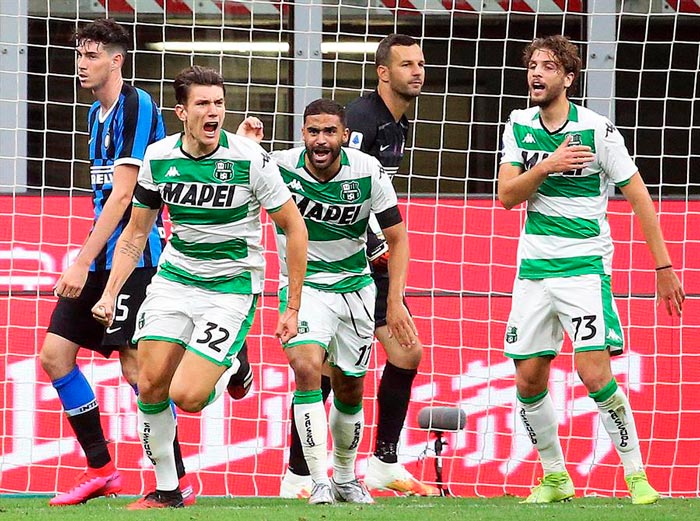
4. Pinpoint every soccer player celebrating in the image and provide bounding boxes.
[238,98,417,504]
[40,18,194,506]
[91,65,307,509]
[498,35,685,505]
[280,33,437,499]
